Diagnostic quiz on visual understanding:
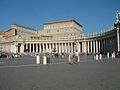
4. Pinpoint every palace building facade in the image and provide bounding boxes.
[0,11,120,55]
